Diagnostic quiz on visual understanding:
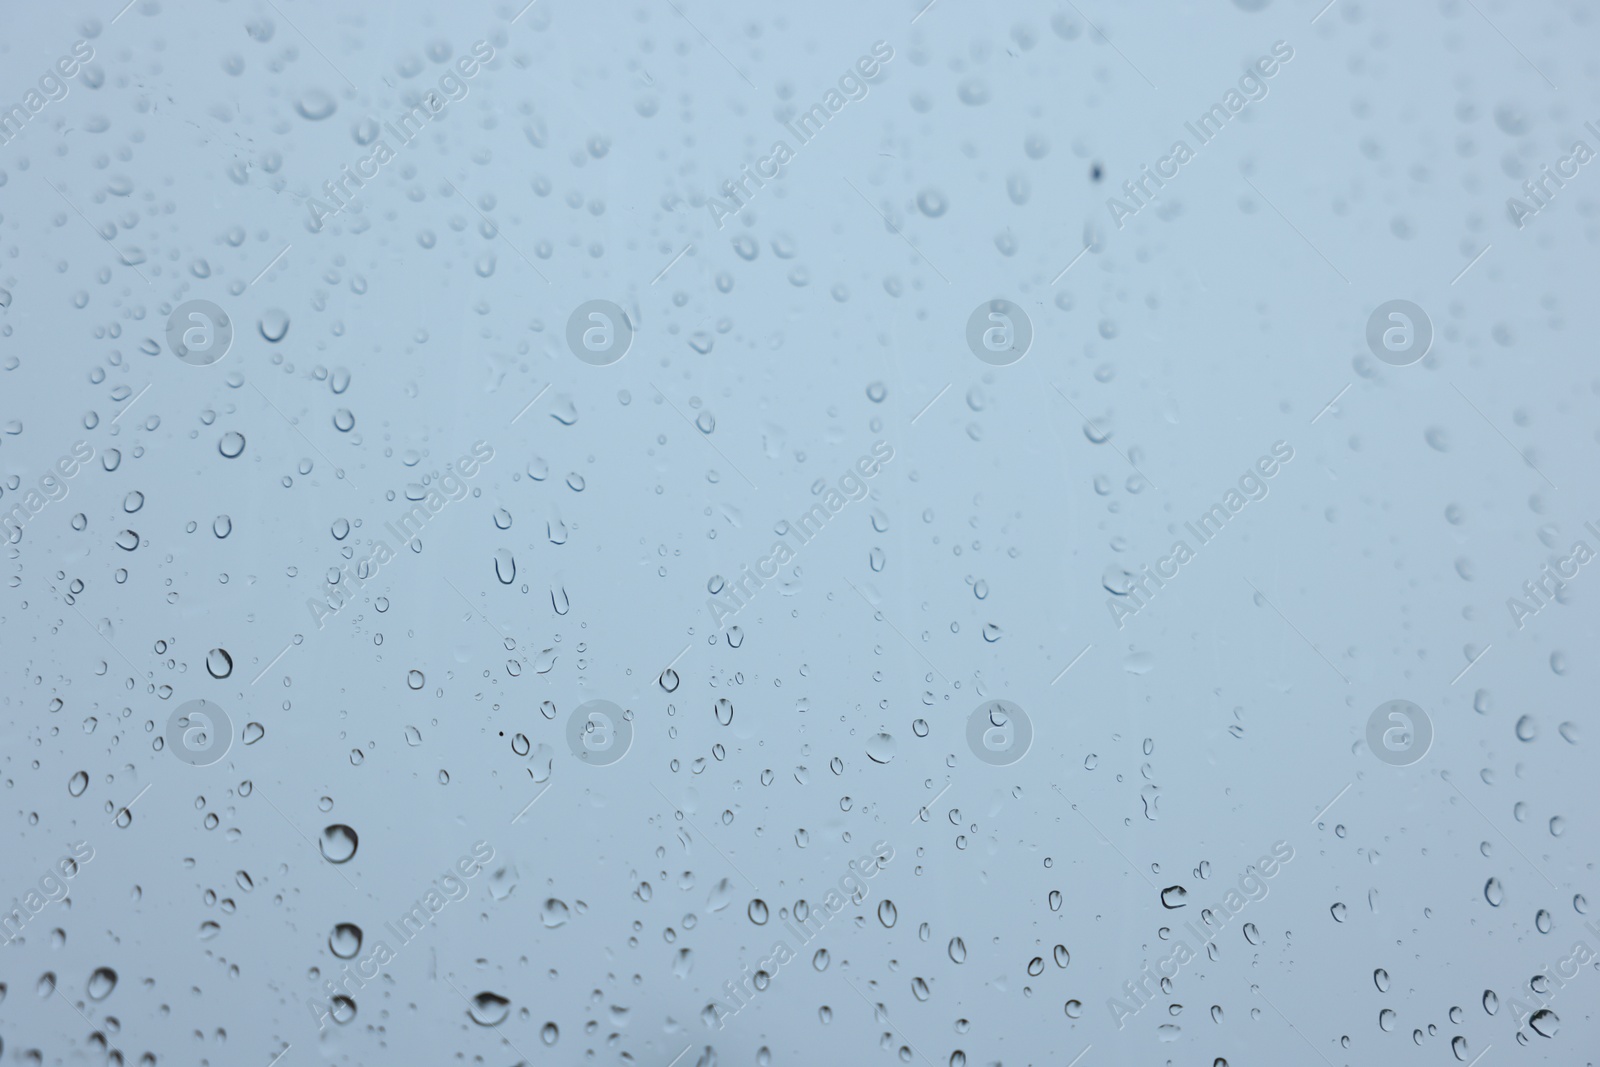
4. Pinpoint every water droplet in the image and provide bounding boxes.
[468,991,510,1026]
[259,310,289,342]
[86,967,116,1001]
[319,824,358,864]
[207,648,233,678]
[329,923,362,959]
[295,89,338,121]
